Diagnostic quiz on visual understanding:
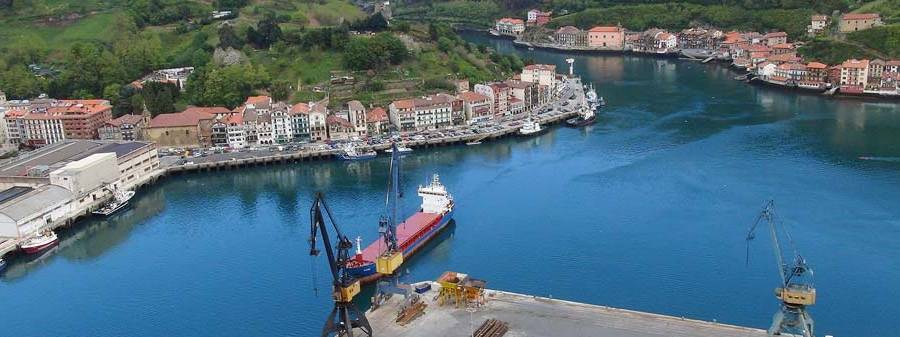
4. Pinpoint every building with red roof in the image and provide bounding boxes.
[145,107,217,146]
[527,9,552,26]
[2,99,113,147]
[495,17,525,35]
[588,26,624,50]
[99,114,146,141]
[840,13,882,32]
